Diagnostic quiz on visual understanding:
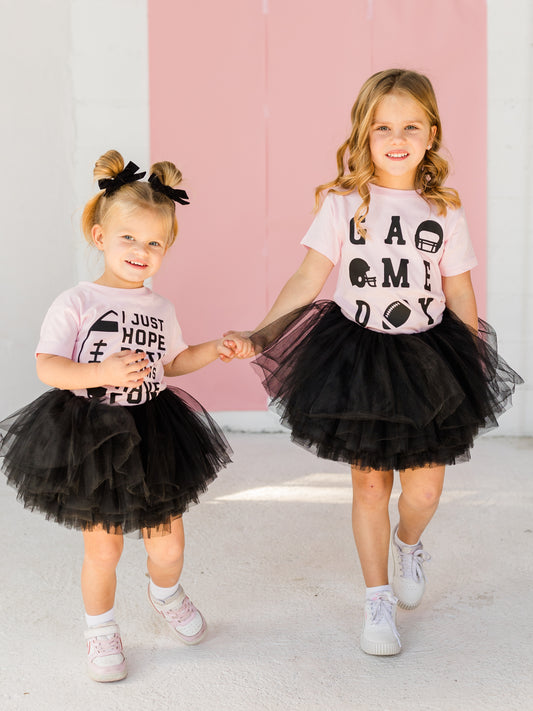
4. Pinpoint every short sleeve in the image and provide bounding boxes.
[161,308,188,364]
[439,207,478,276]
[300,192,343,265]
[36,291,81,358]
